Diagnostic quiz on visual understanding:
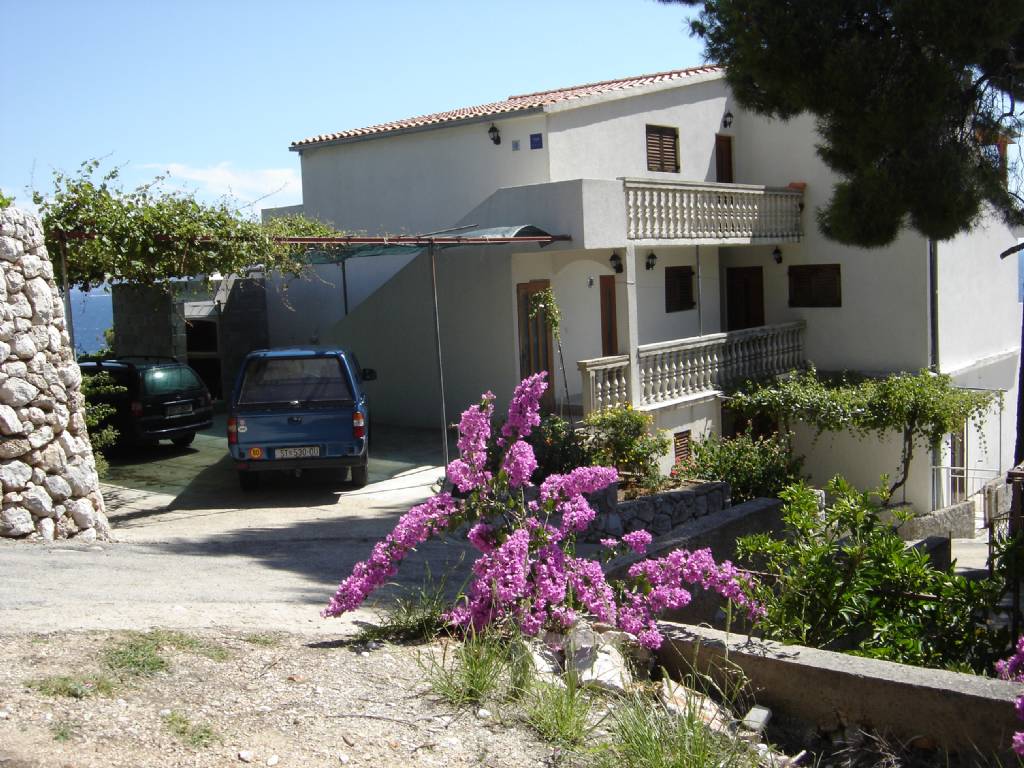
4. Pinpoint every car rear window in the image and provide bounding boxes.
[238,357,353,405]
[143,366,203,395]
